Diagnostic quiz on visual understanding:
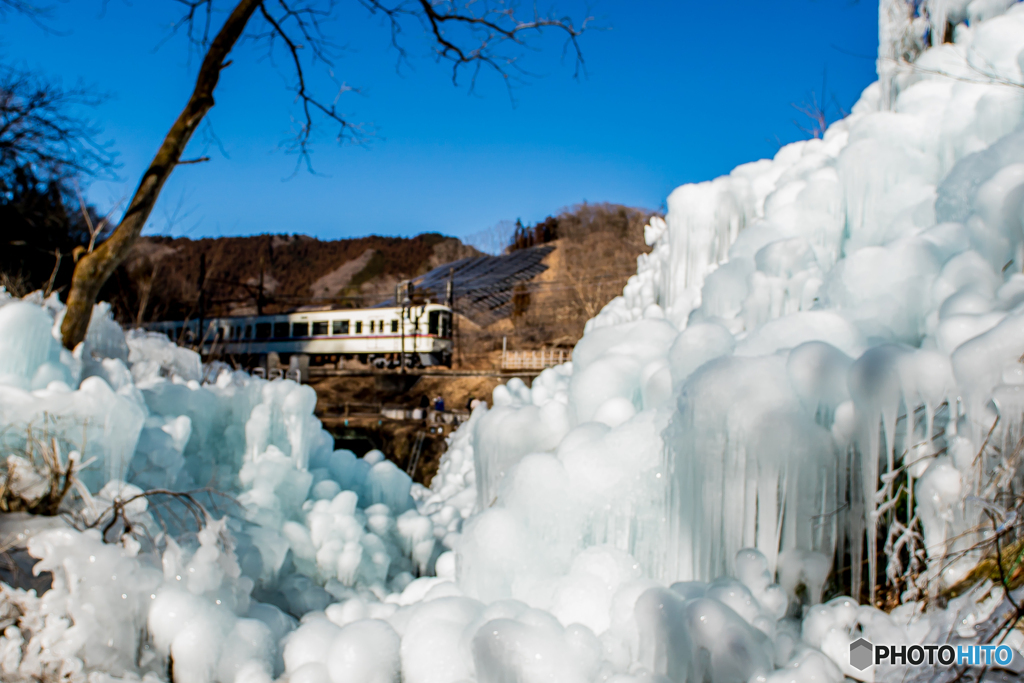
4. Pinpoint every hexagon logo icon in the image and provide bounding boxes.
[850,638,874,671]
